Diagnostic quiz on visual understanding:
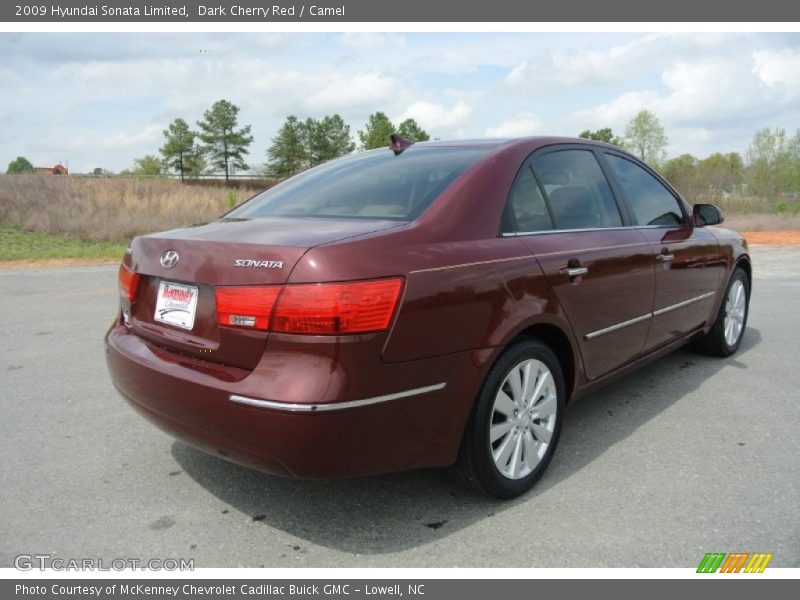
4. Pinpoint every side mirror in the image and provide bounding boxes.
[693,203,724,227]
